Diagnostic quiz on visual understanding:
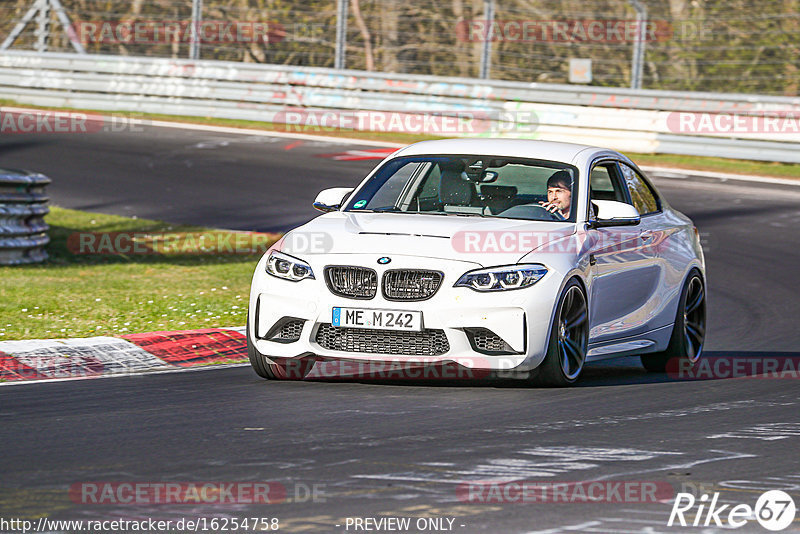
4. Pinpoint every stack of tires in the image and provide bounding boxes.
[0,168,50,265]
